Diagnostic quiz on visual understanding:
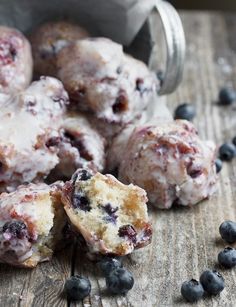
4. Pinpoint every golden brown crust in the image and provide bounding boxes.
[30,21,89,77]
